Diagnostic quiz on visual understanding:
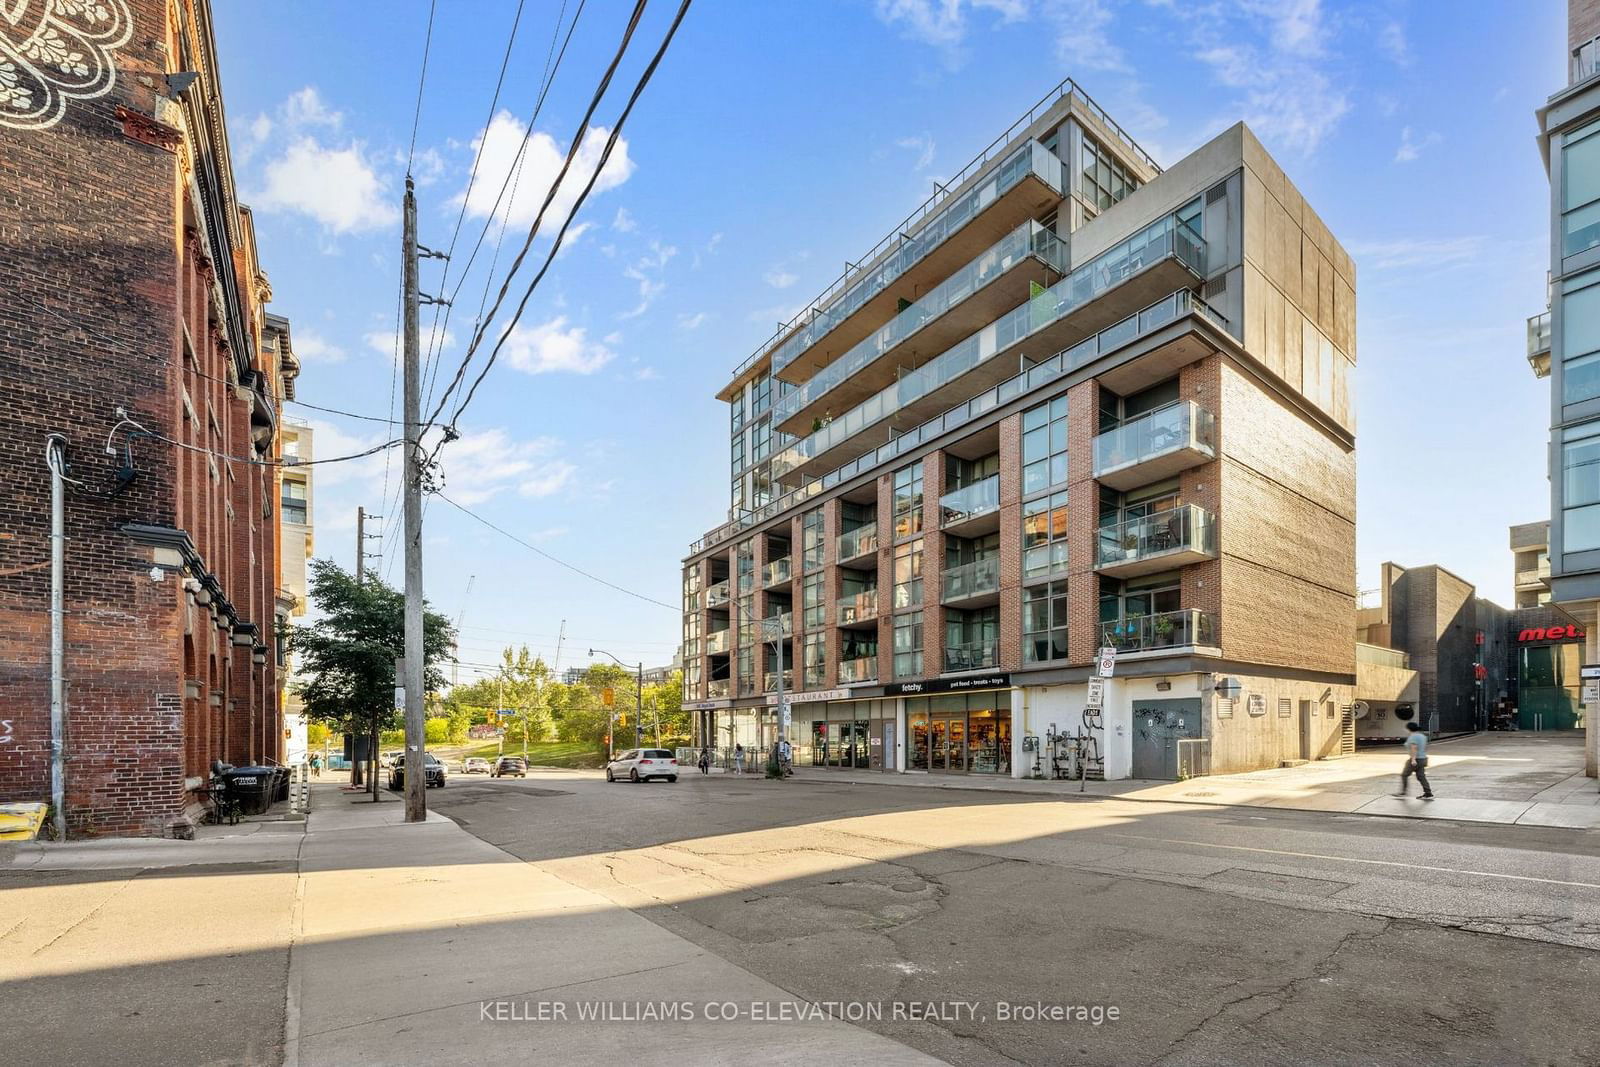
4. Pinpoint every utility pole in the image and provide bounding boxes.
[401,176,426,824]
[355,506,366,583]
